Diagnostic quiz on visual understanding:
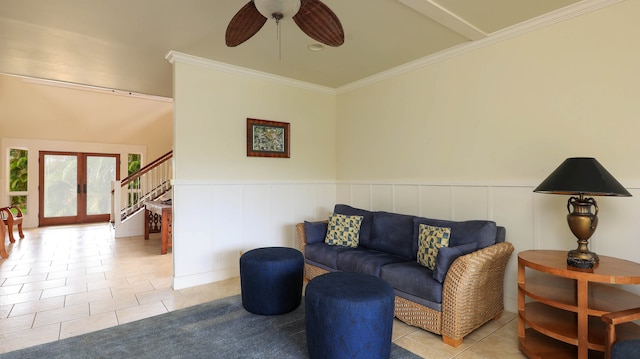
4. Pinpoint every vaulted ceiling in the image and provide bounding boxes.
[1,0,606,98]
